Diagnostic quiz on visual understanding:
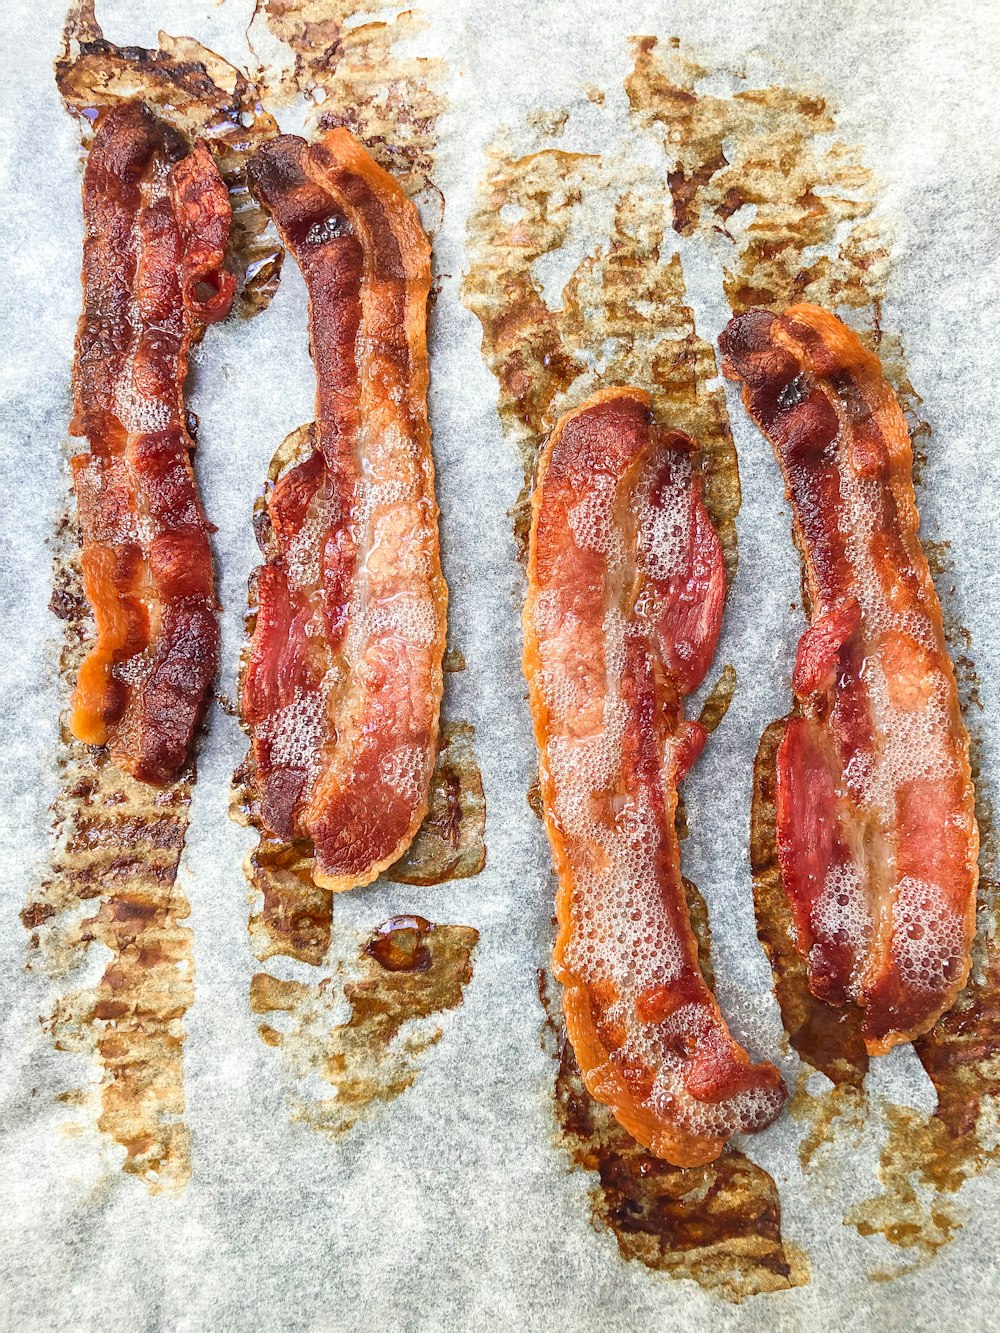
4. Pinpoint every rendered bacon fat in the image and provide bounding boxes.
[242,130,445,892]
[523,388,786,1166]
[69,102,233,783]
[720,305,978,1054]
